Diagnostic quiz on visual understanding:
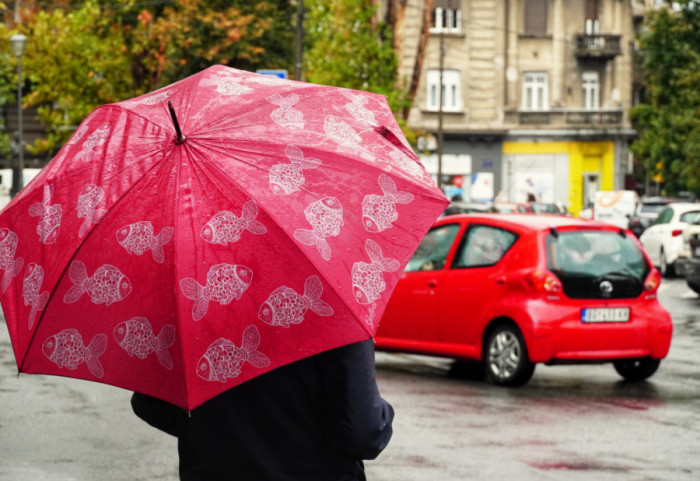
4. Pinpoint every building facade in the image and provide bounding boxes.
[392,0,646,214]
